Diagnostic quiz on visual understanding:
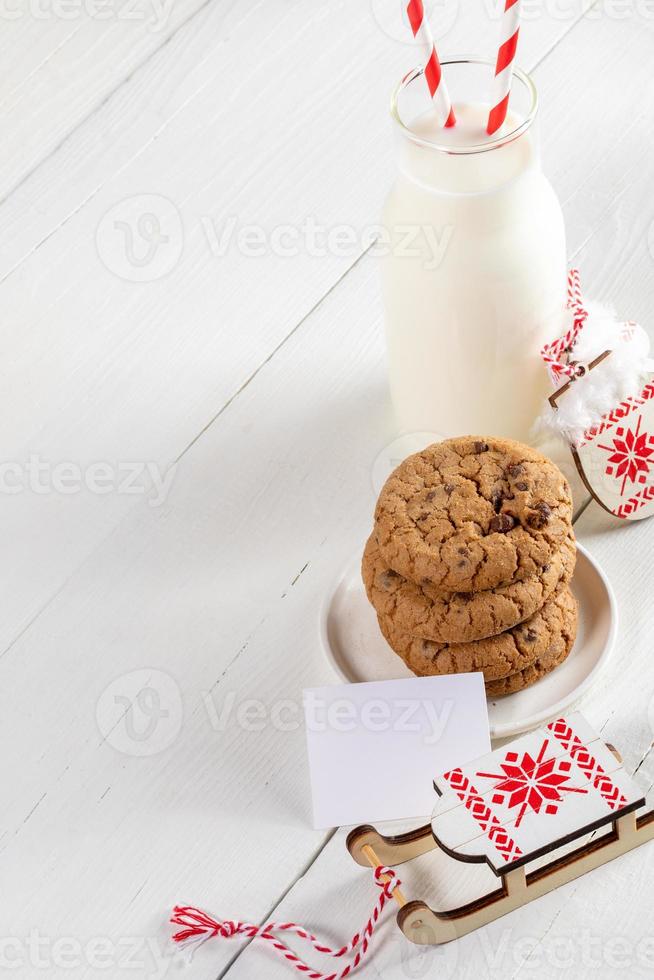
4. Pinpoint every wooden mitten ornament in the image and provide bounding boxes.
[564,380,654,519]
[541,270,654,520]
[348,712,654,945]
